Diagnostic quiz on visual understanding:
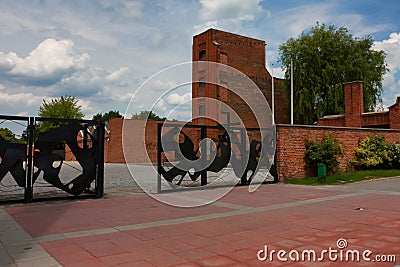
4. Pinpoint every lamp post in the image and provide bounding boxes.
[290,57,294,125]
[271,63,275,125]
